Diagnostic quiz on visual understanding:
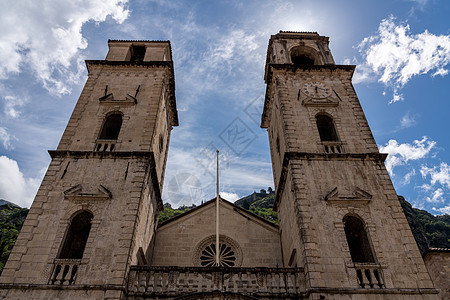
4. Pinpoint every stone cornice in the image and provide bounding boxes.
[48,150,154,159]
[305,287,439,296]
[0,283,125,291]
[108,39,169,43]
